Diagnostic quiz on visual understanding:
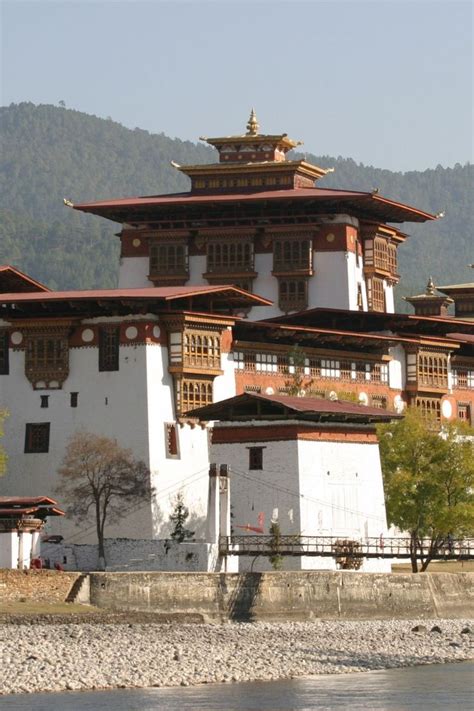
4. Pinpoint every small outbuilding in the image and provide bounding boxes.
[188,393,401,572]
[0,496,64,569]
